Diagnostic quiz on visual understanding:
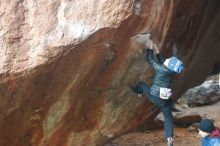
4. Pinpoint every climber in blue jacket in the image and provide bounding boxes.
[198,119,220,146]
[133,40,184,146]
